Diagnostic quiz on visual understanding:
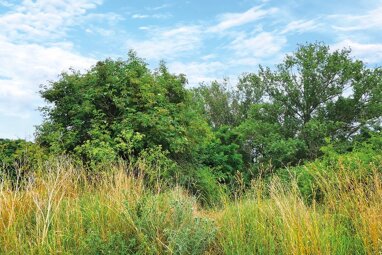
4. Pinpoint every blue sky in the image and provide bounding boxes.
[1,0,382,140]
